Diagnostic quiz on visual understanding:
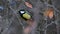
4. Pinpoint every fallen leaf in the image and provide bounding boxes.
[25,2,32,8]
[44,8,54,19]
[48,10,53,19]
